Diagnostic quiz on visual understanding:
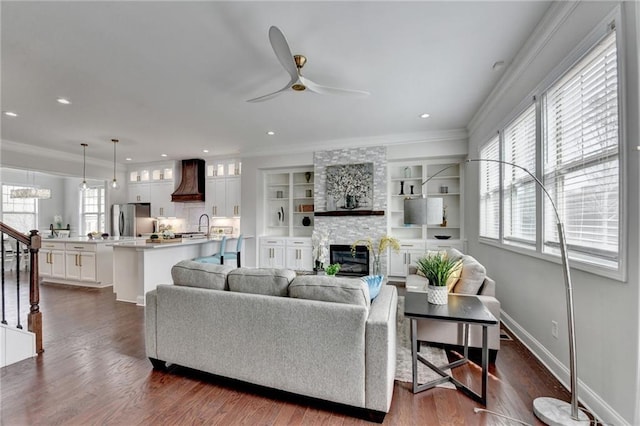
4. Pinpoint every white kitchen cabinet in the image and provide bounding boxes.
[39,242,66,279]
[259,238,286,269]
[127,183,150,203]
[205,178,226,217]
[225,176,241,217]
[65,243,97,282]
[285,238,313,271]
[39,242,112,287]
[150,181,175,217]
